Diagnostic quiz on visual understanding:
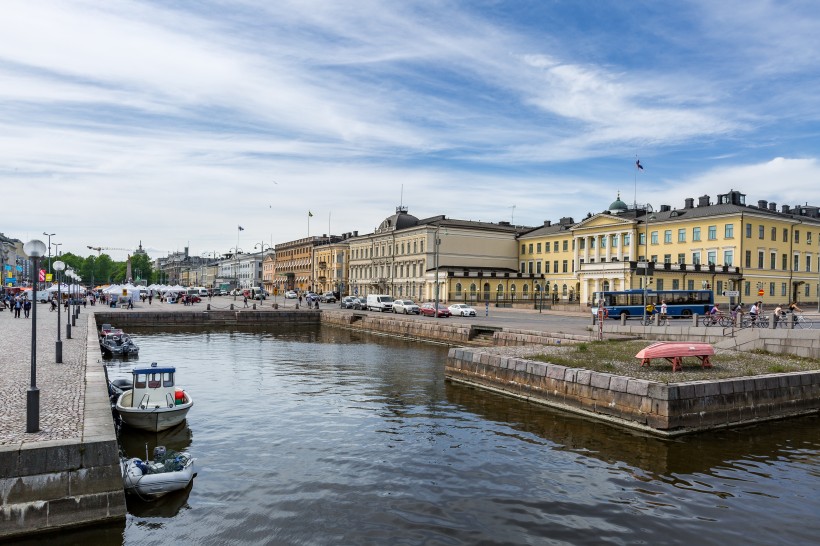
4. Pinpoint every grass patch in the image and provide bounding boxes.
[528,340,819,383]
